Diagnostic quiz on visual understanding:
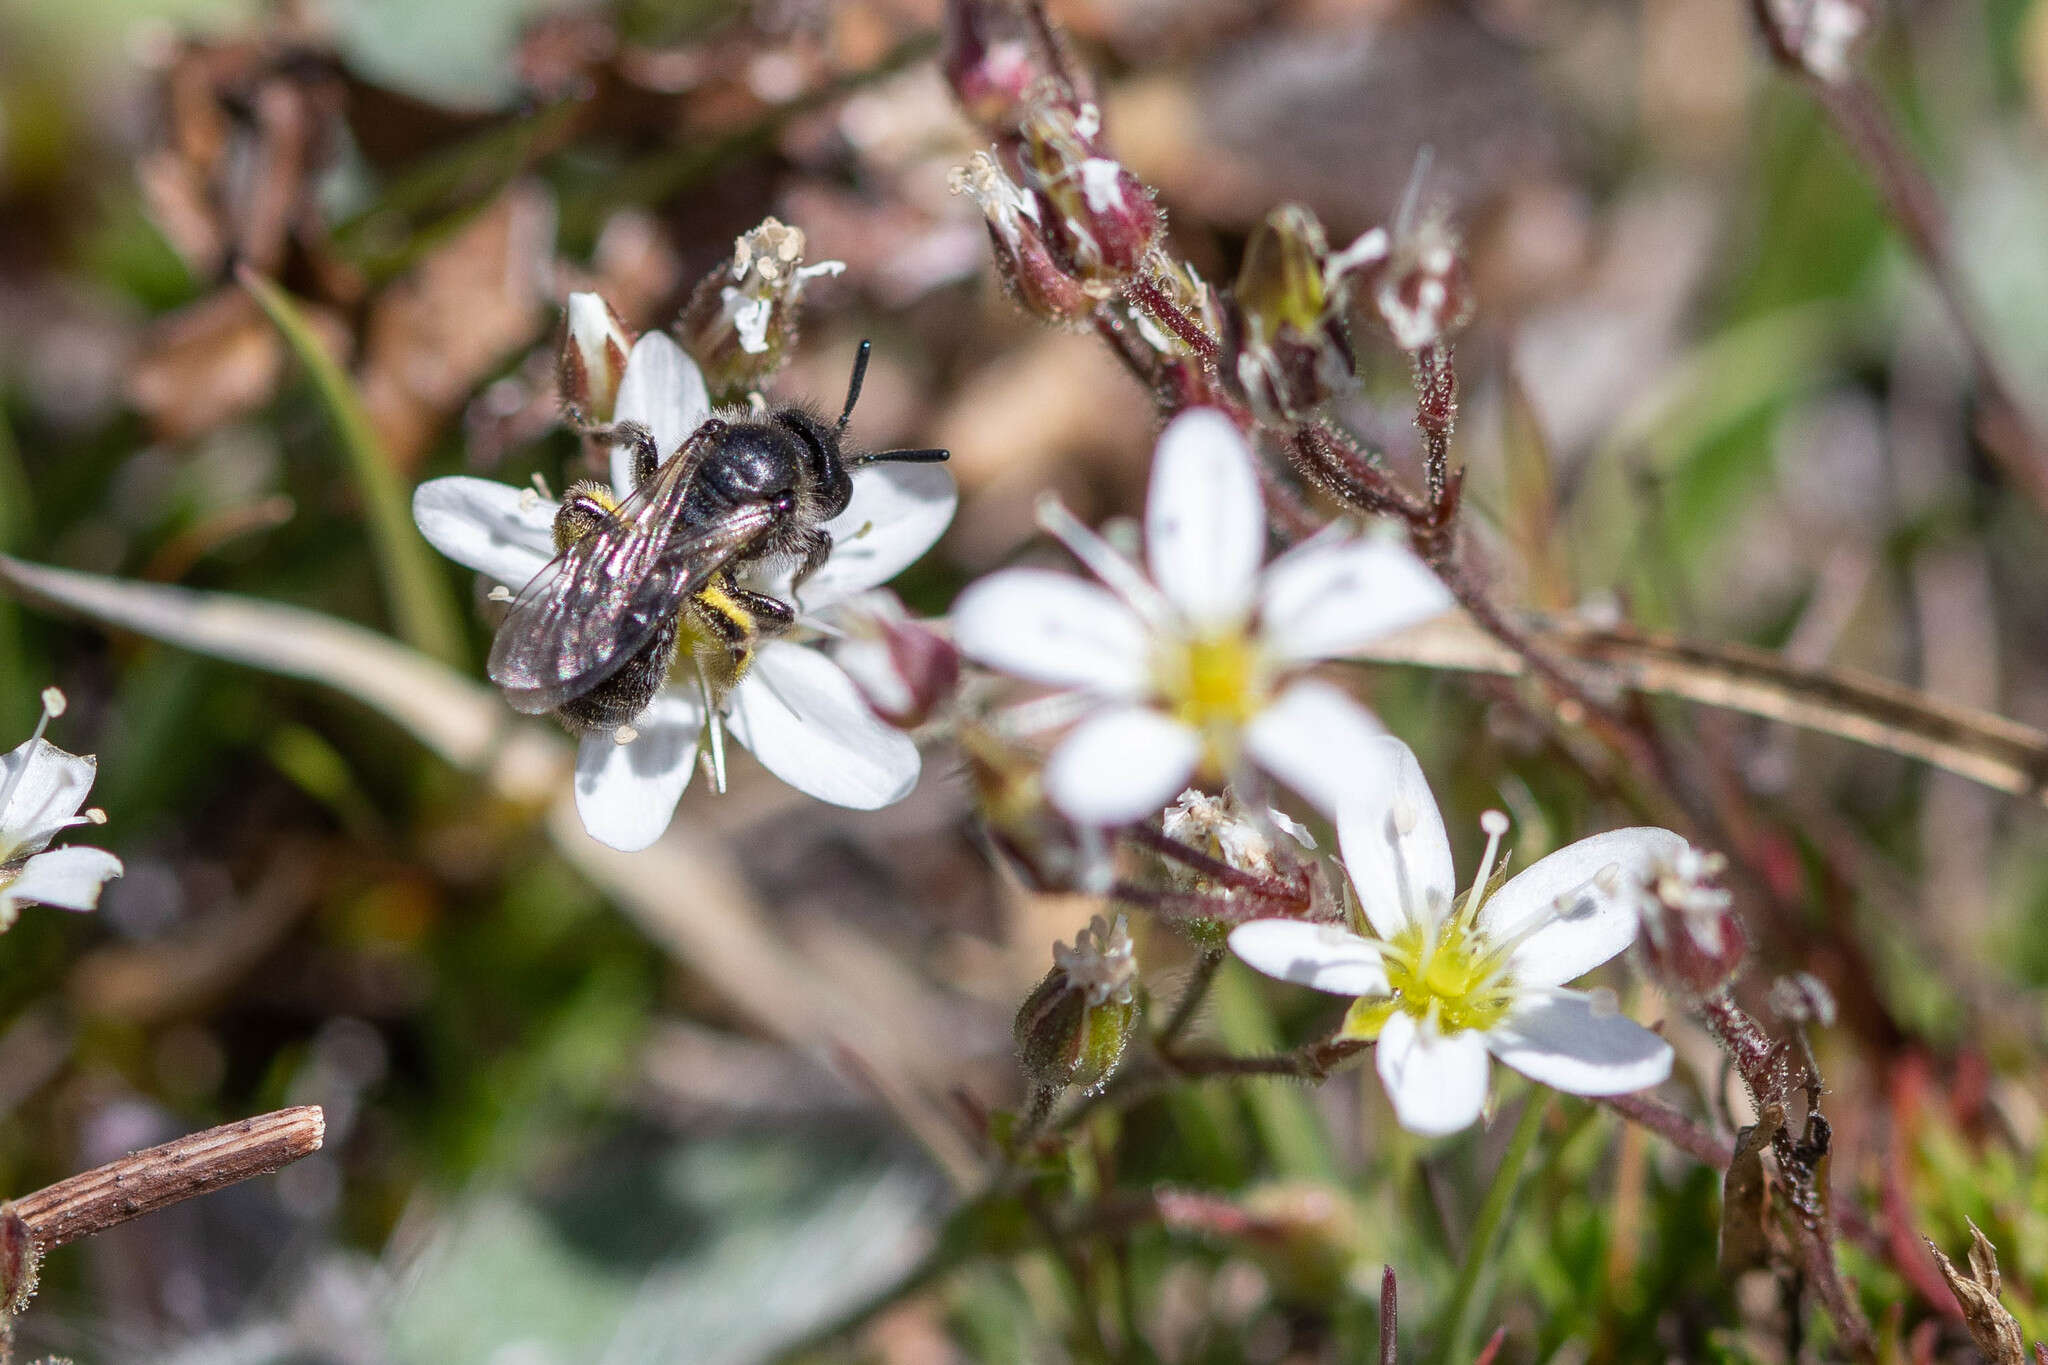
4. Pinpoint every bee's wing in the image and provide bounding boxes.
[486,459,777,715]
